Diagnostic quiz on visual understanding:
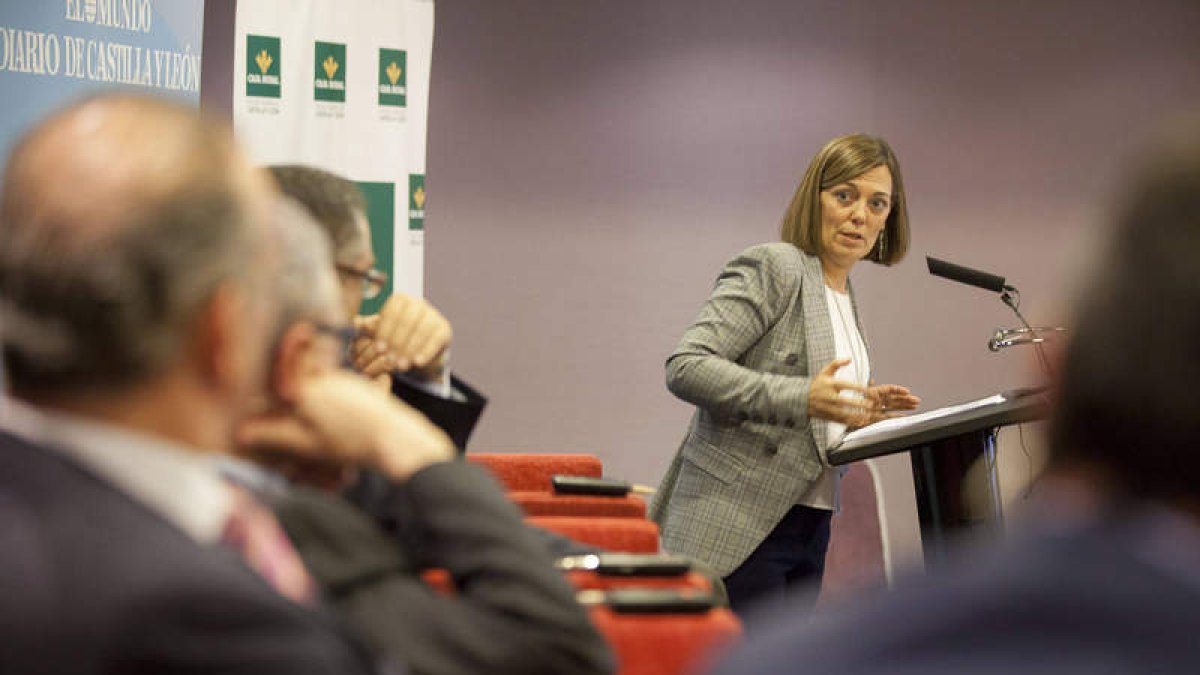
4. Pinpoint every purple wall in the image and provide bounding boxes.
[200,0,236,116]
[424,0,1200,494]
